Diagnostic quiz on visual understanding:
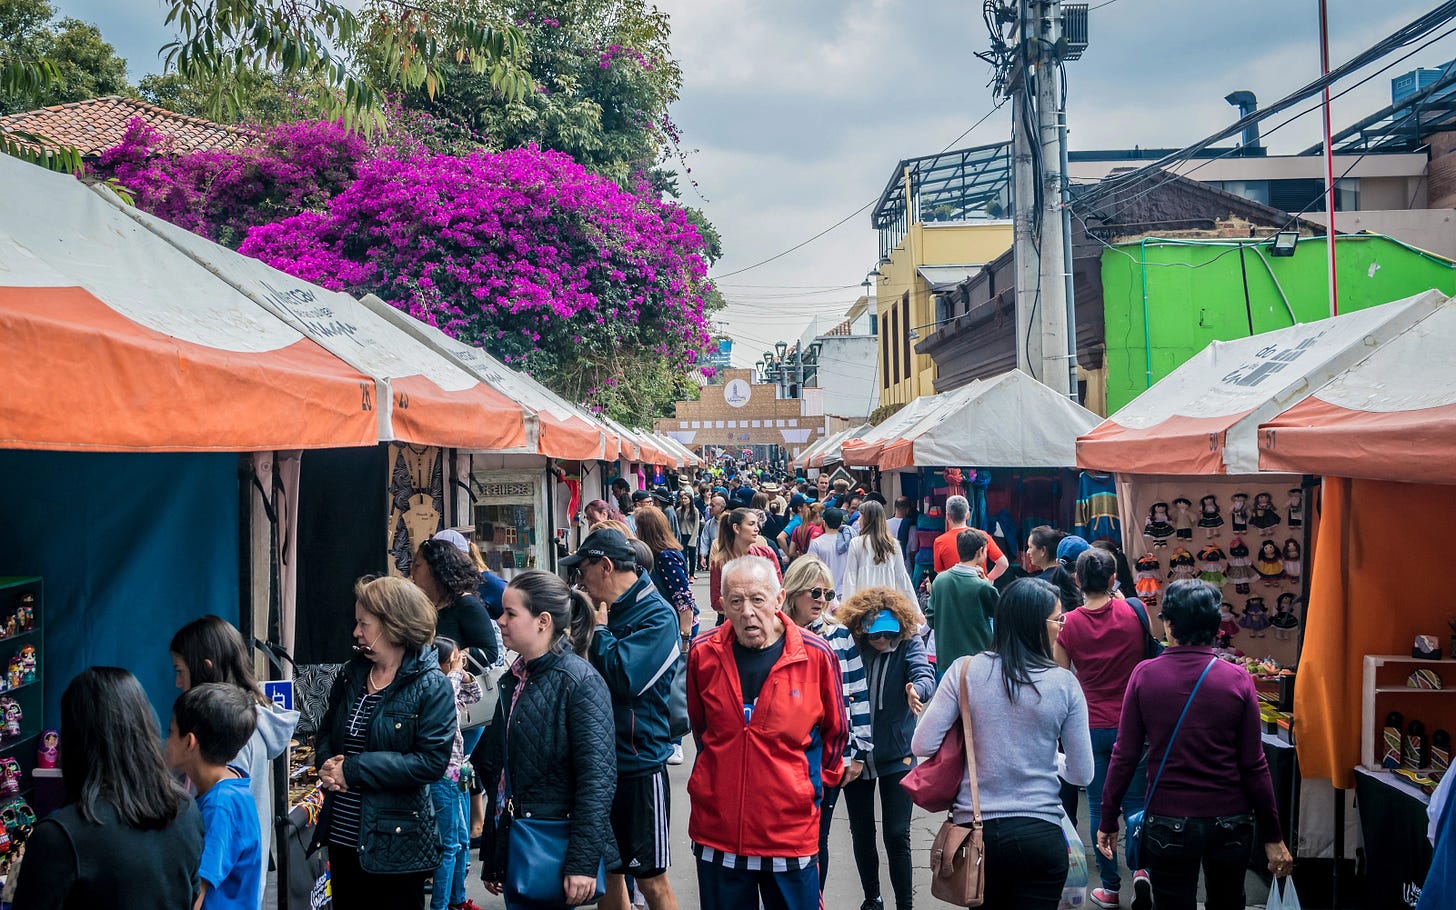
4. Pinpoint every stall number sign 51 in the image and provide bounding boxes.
[264,681,294,712]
